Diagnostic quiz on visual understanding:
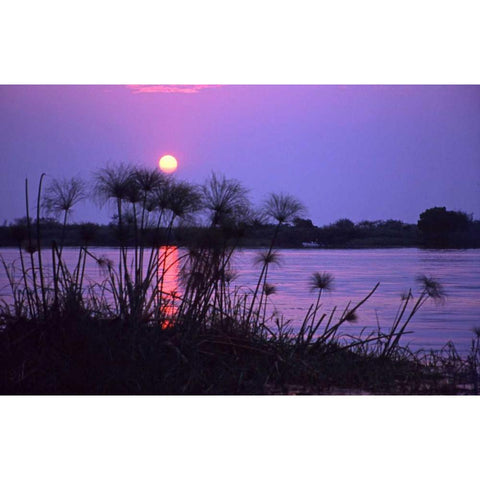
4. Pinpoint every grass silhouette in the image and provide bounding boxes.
[0,166,479,394]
